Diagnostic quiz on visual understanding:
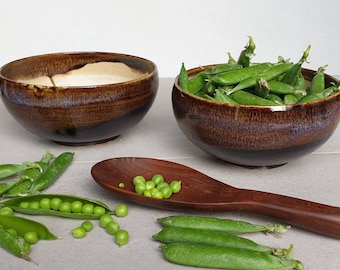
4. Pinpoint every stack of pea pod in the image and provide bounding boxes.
[153,215,305,270]
[0,151,74,198]
[179,36,339,106]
